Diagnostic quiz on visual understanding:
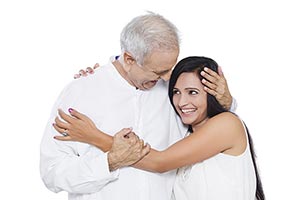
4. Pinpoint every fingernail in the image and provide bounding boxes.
[68,108,73,113]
